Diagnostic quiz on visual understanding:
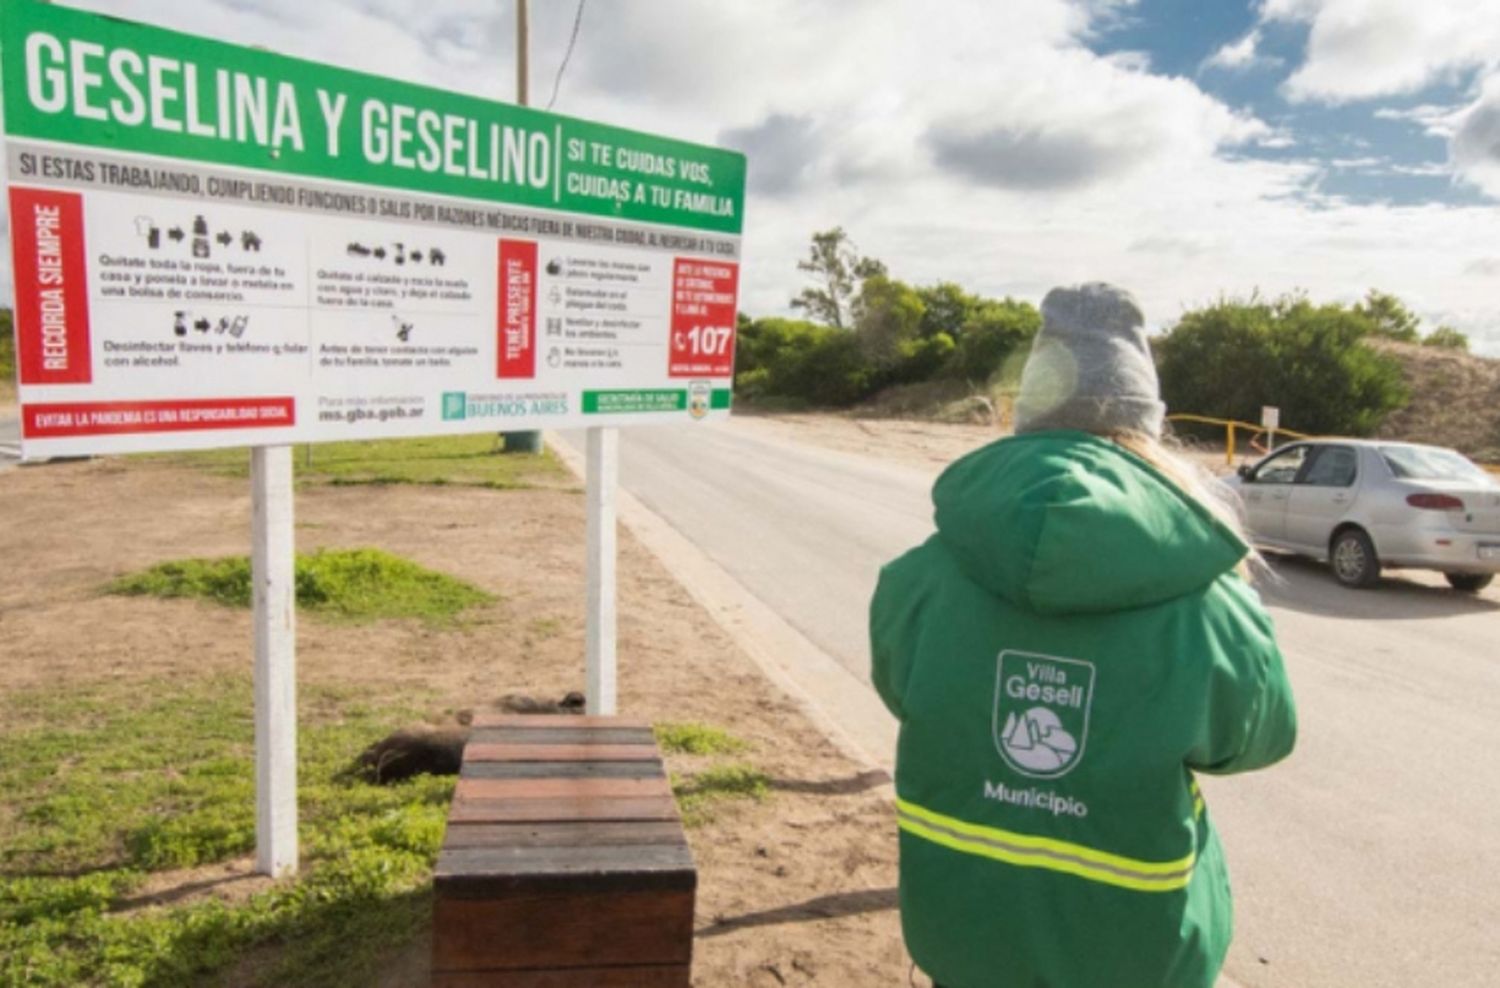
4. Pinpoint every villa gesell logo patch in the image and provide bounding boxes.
[993,650,1095,779]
